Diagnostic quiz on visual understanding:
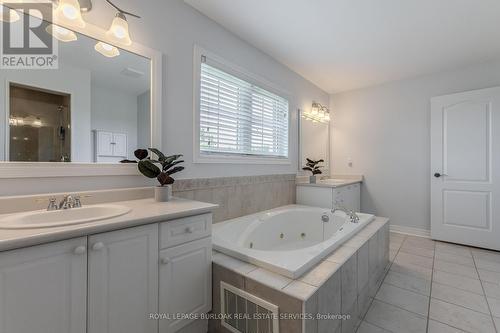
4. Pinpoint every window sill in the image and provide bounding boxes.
[194,153,291,165]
